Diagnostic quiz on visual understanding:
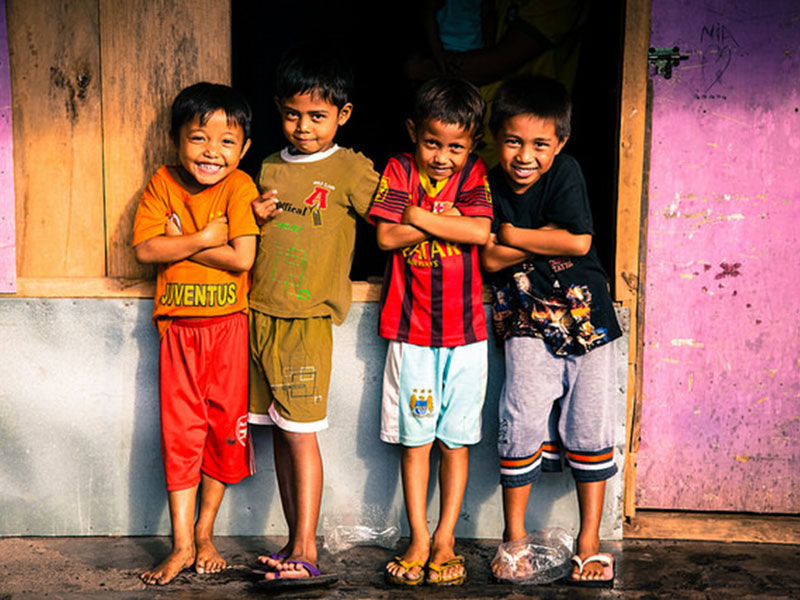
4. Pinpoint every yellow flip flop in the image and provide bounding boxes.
[384,556,426,586]
[425,555,466,586]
